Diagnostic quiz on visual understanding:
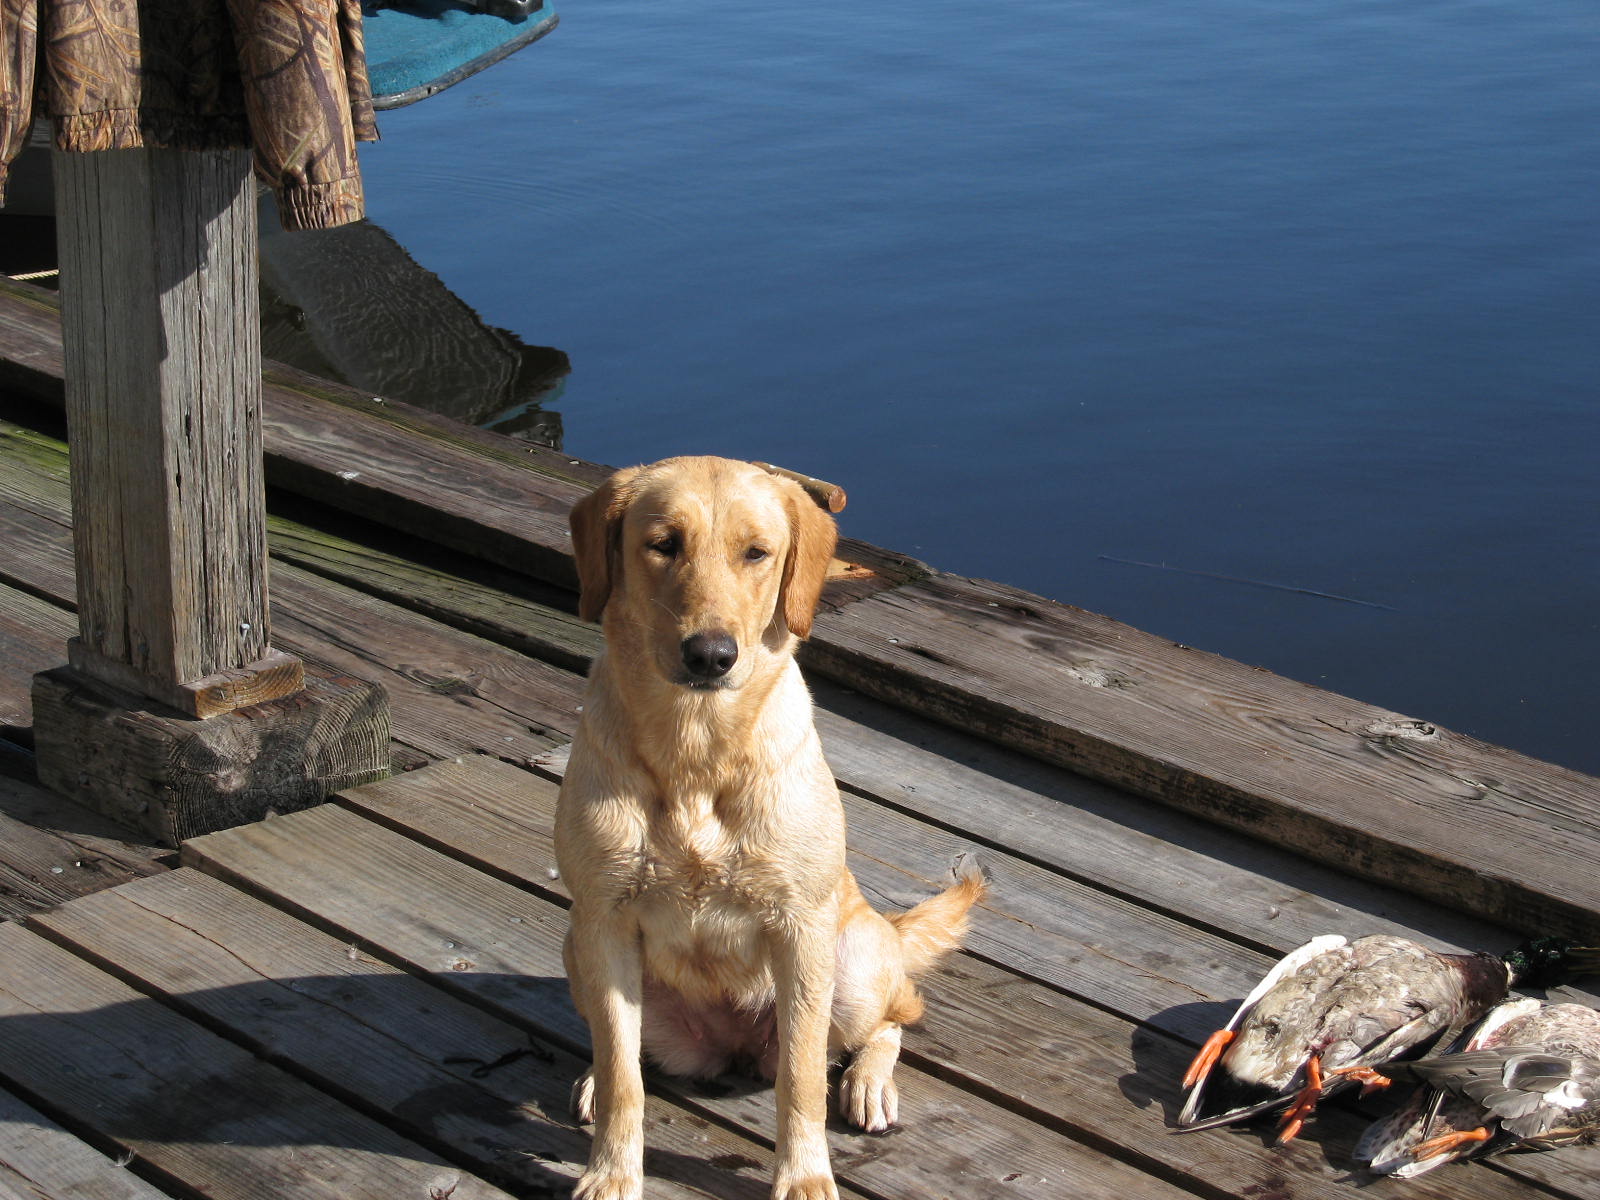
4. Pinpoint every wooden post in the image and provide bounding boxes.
[31,146,390,841]
[52,146,301,717]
